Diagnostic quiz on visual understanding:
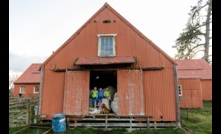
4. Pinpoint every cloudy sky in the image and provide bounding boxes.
[9,0,198,75]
